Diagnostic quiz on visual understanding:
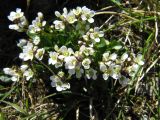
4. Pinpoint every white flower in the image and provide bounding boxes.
[85,68,97,80]
[82,58,91,69]
[58,46,74,59]
[82,35,89,41]
[90,27,104,42]
[134,54,144,65]
[3,68,20,81]
[53,20,65,30]
[102,67,112,80]
[81,6,95,23]
[50,75,70,91]
[64,56,77,69]
[99,62,107,72]
[103,73,109,80]
[33,36,40,45]
[56,83,70,91]
[75,66,84,78]
[48,52,59,65]
[121,52,128,61]
[68,64,84,78]
[103,52,117,62]
[72,7,82,16]
[132,63,139,71]
[65,12,77,24]
[17,39,27,47]
[101,64,121,80]
[79,45,94,56]
[9,21,27,32]
[8,8,28,32]
[58,71,65,78]
[35,48,45,60]
[28,12,46,33]
[19,42,35,61]
[55,7,68,20]
[8,8,24,21]
[23,69,34,80]
[3,68,16,76]
[110,65,121,79]
[50,75,61,87]
[127,63,139,77]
